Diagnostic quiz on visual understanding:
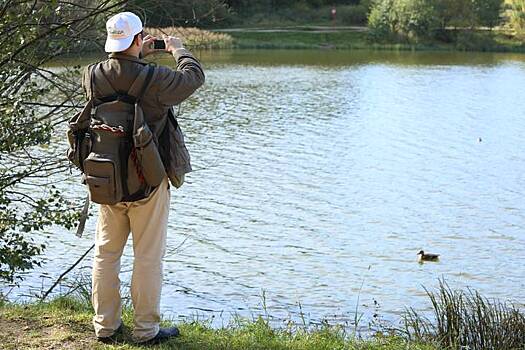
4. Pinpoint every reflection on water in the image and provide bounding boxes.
[8,50,525,327]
